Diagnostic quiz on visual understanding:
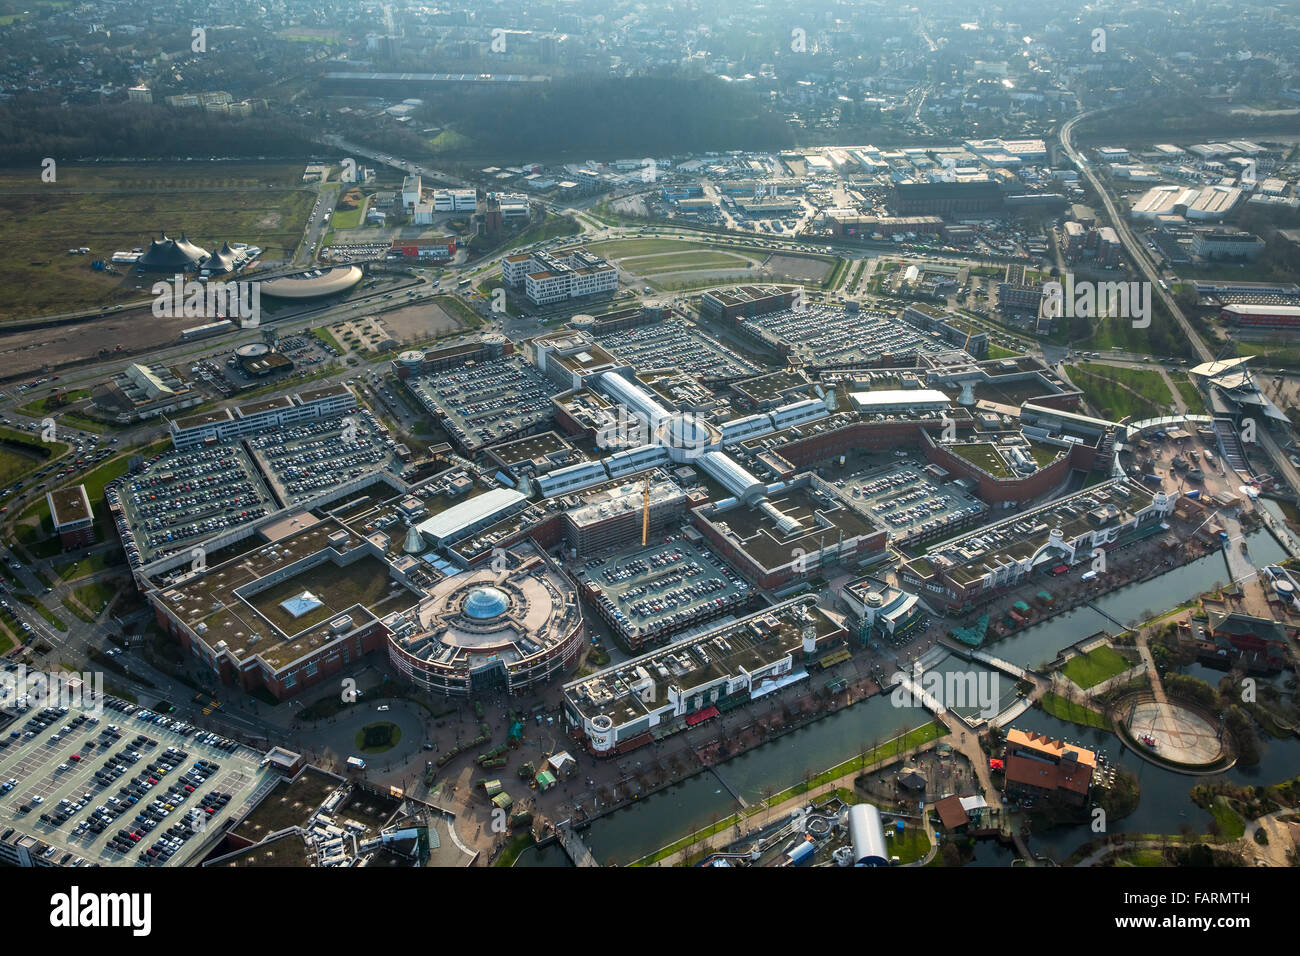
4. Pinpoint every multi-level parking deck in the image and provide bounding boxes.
[596,318,760,379]
[405,356,558,451]
[248,409,406,506]
[111,444,277,564]
[746,305,953,367]
[836,461,987,547]
[573,536,753,650]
